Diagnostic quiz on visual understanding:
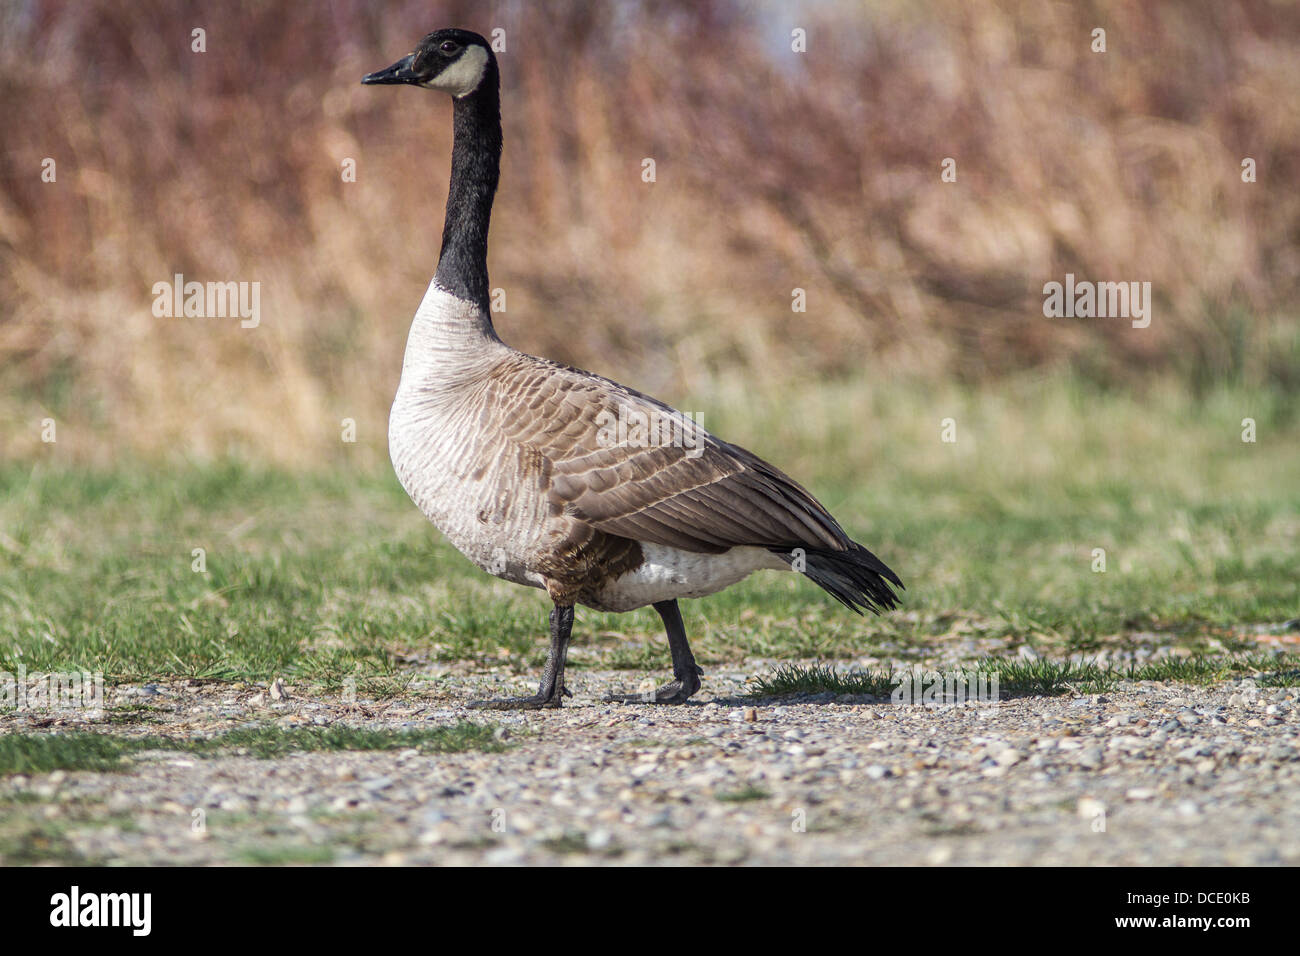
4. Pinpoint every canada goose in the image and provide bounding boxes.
[363,29,902,709]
